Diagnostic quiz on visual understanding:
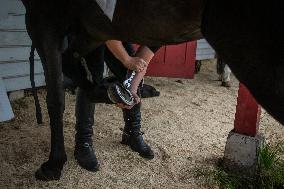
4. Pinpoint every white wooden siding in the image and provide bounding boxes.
[0,0,45,121]
[196,39,216,60]
[0,78,14,121]
[0,31,31,46]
